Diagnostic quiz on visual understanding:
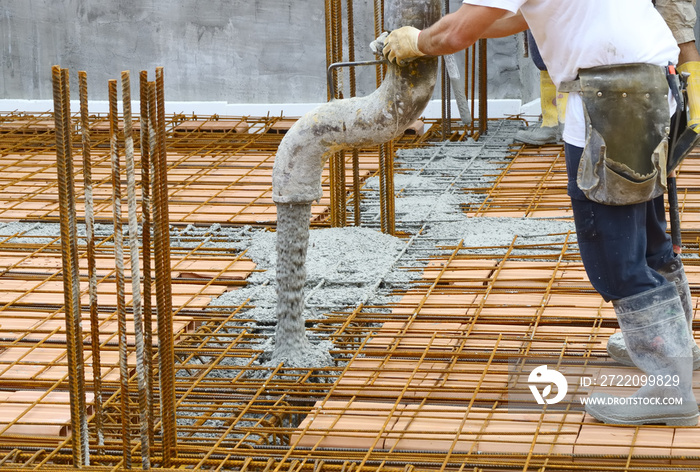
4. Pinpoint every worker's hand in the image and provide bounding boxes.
[370,31,389,55]
[382,26,425,66]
